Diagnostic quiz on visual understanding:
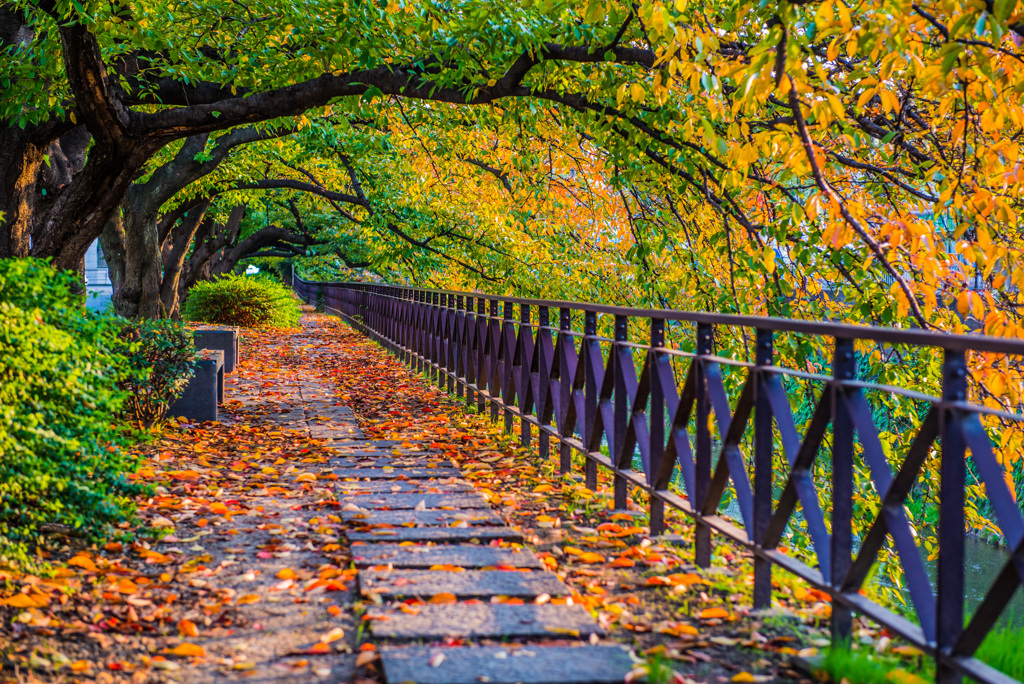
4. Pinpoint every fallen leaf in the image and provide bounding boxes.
[178,620,199,637]
[168,643,206,658]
